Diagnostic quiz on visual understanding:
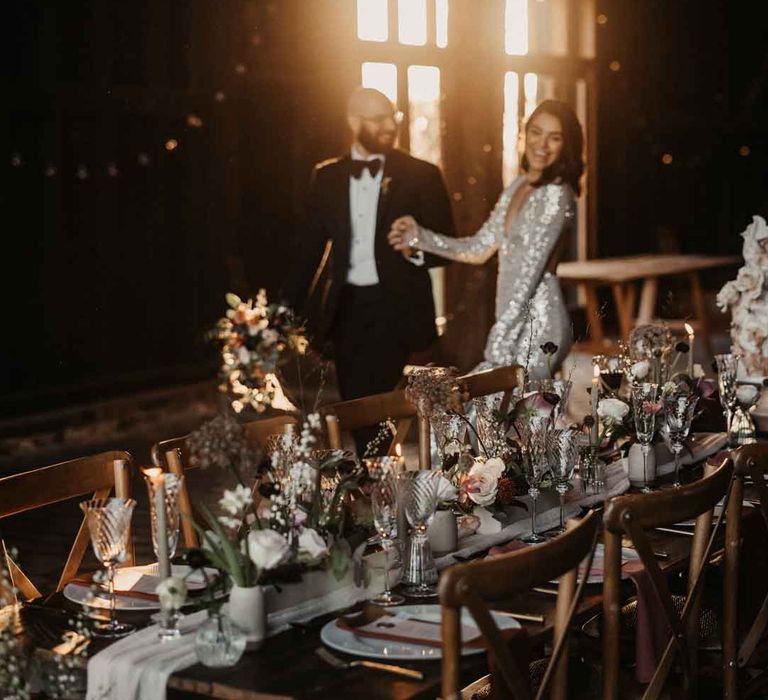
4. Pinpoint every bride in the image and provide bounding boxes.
[388,100,584,379]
